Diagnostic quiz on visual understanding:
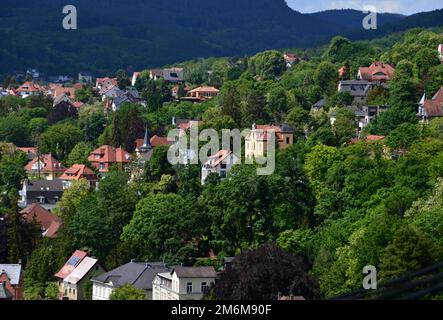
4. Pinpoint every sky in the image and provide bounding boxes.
[285,0,443,15]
